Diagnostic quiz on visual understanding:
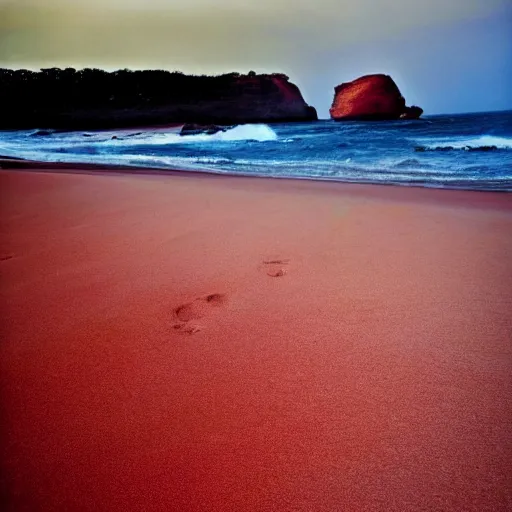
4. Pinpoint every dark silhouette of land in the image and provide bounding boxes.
[0,68,317,130]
